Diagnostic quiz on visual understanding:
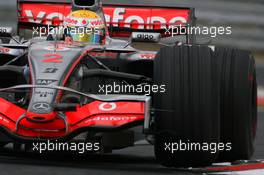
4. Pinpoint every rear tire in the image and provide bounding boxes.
[153,45,220,167]
[215,48,257,161]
